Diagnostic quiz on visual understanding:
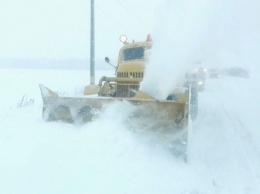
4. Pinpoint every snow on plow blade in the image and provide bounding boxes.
[39,84,189,160]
